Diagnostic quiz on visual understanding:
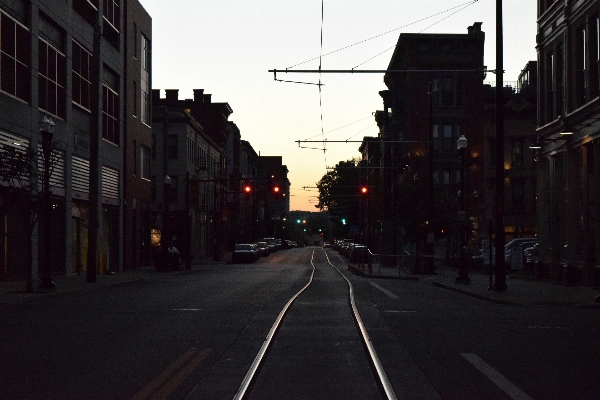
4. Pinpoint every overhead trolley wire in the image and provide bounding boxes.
[318,0,327,162]
[352,0,479,69]
[286,0,479,70]
[303,115,374,140]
